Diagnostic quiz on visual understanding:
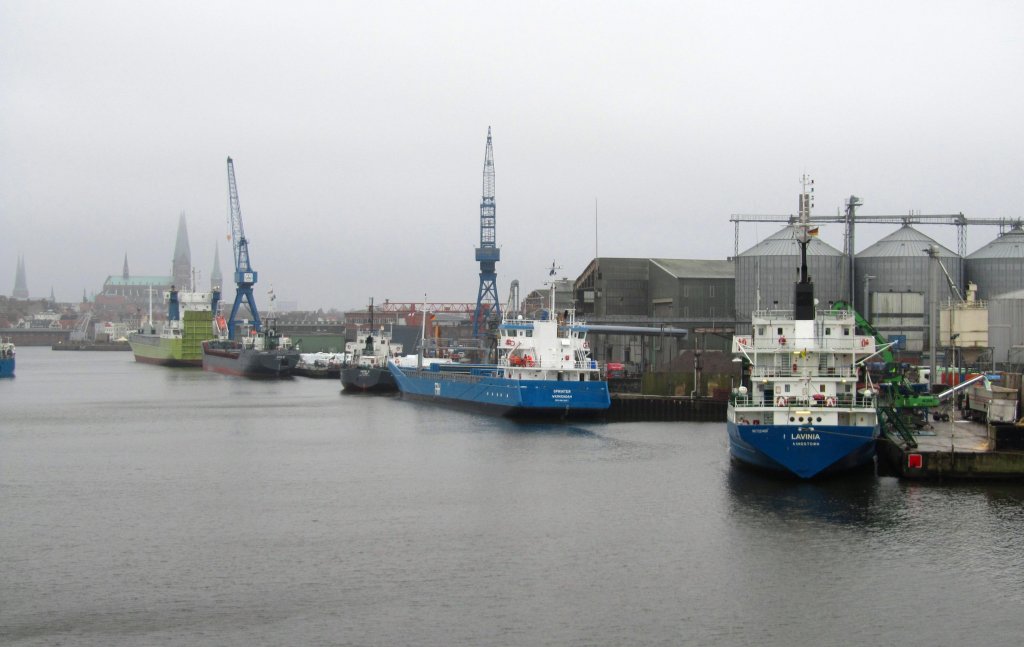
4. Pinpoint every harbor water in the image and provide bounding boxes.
[2,347,1023,646]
